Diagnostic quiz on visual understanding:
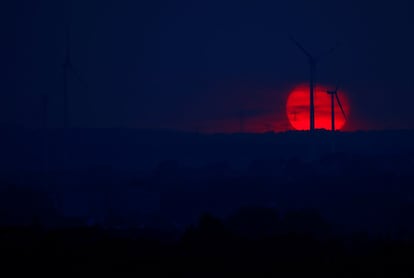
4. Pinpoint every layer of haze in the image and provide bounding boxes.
[1,0,414,132]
